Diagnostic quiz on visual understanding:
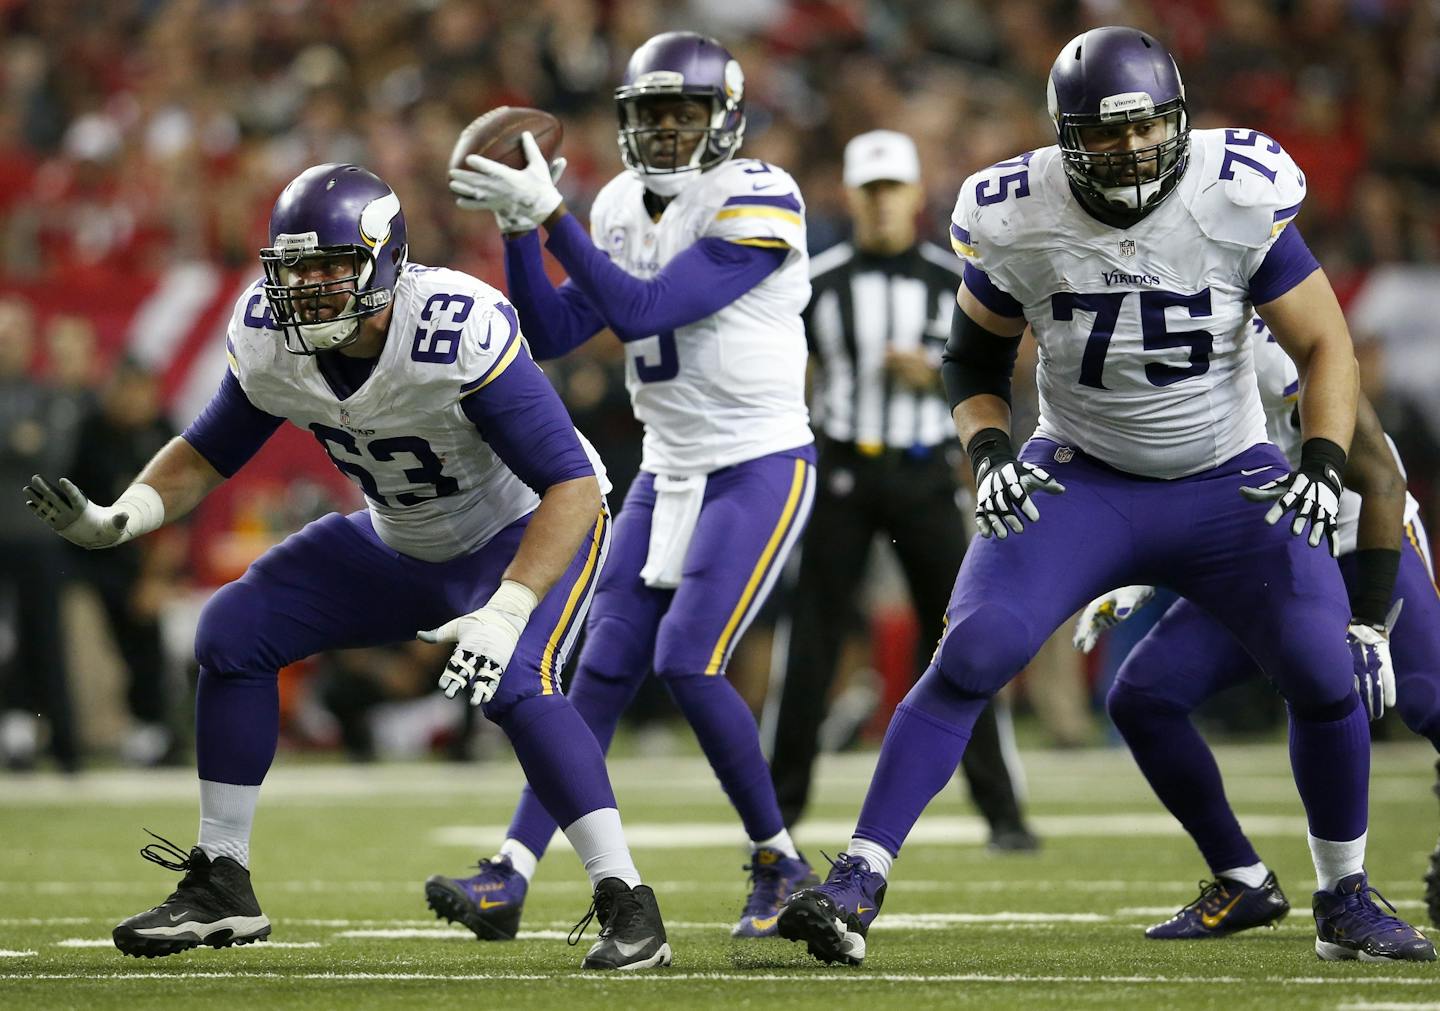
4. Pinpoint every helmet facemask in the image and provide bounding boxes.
[260,241,391,355]
[616,74,745,197]
[1051,85,1190,224]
